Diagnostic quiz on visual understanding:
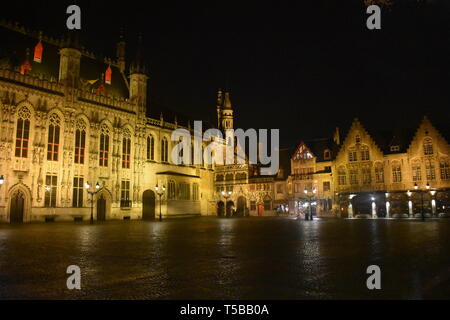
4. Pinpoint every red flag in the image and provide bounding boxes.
[34,40,43,63]
[105,65,112,84]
